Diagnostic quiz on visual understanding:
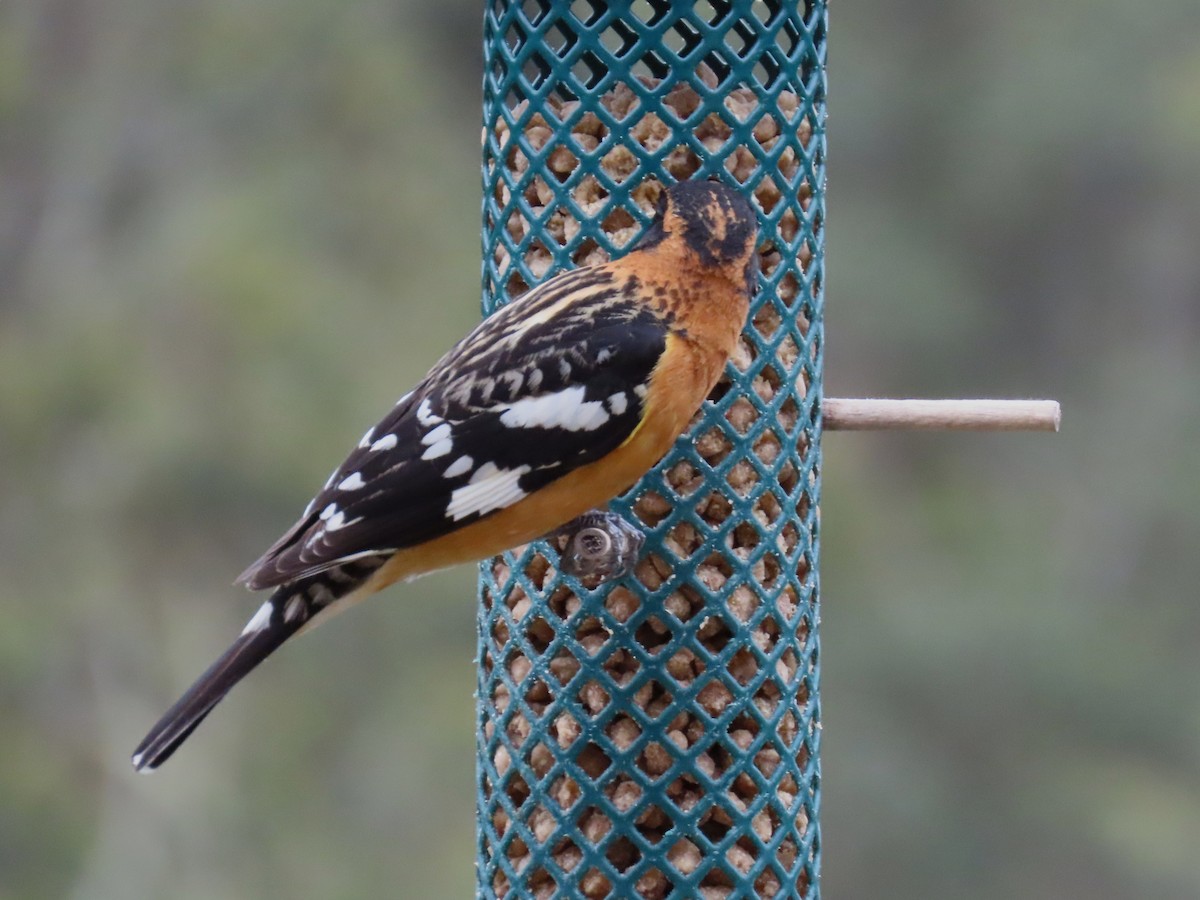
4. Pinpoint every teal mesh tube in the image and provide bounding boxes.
[477,2,825,897]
